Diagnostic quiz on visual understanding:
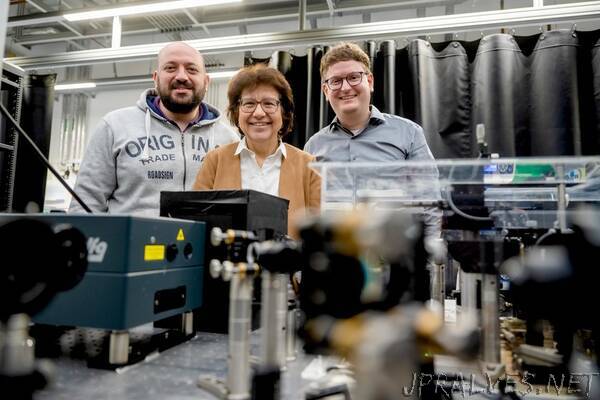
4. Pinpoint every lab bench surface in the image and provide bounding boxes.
[35,332,316,400]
